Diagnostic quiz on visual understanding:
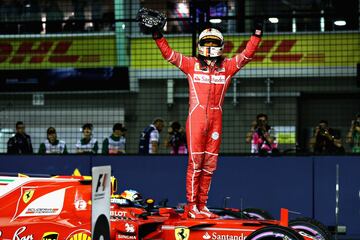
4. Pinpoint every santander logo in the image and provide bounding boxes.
[203,232,211,239]
[203,232,248,240]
